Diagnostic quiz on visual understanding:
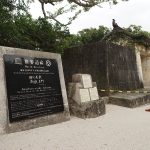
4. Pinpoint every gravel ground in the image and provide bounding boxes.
[0,104,150,150]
